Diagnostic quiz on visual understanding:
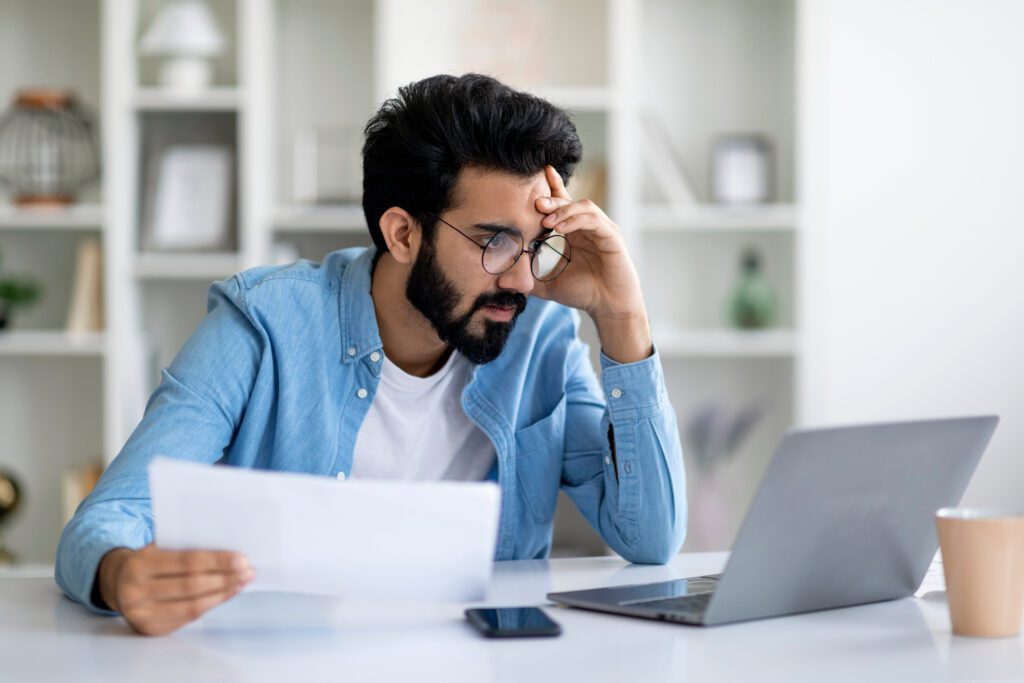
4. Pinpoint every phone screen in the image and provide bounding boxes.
[465,607,562,638]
